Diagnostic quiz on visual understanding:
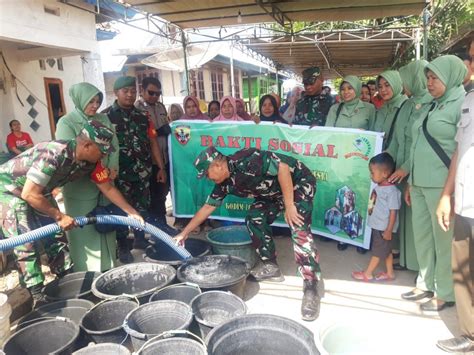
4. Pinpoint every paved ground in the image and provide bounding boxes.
[156,222,463,355]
